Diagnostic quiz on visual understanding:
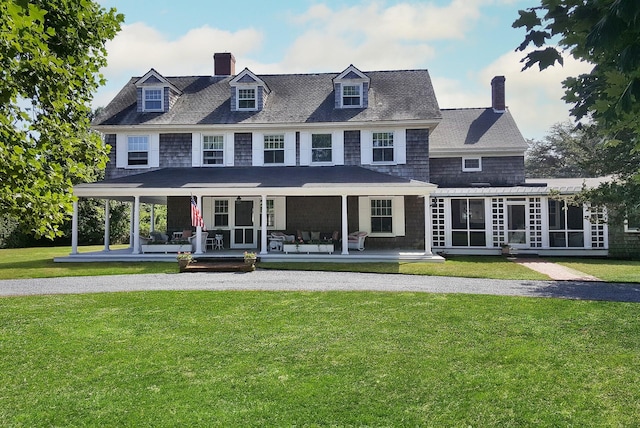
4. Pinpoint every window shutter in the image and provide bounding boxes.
[333,131,344,165]
[149,133,160,167]
[393,196,405,236]
[395,129,406,165]
[224,133,234,166]
[284,132,296,166]
[252,132,263,166]
[299,132,311,166]
[191,133,201,167]
[360,130,372,165]
[358,197,370,234]
[116,134,126,168]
